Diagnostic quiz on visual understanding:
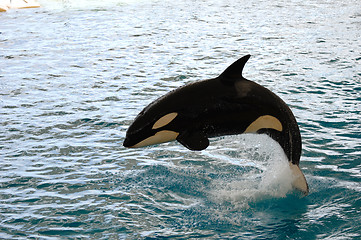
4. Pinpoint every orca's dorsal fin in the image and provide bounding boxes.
[219,55,251,83]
